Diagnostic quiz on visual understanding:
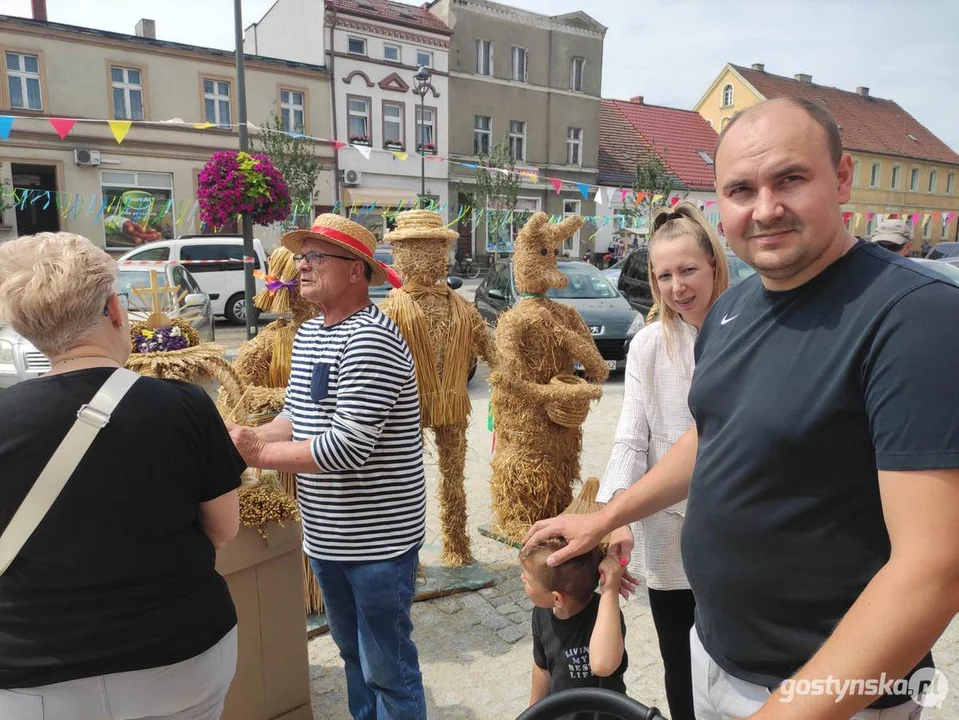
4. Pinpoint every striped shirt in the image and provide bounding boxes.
[279,305,426,562]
